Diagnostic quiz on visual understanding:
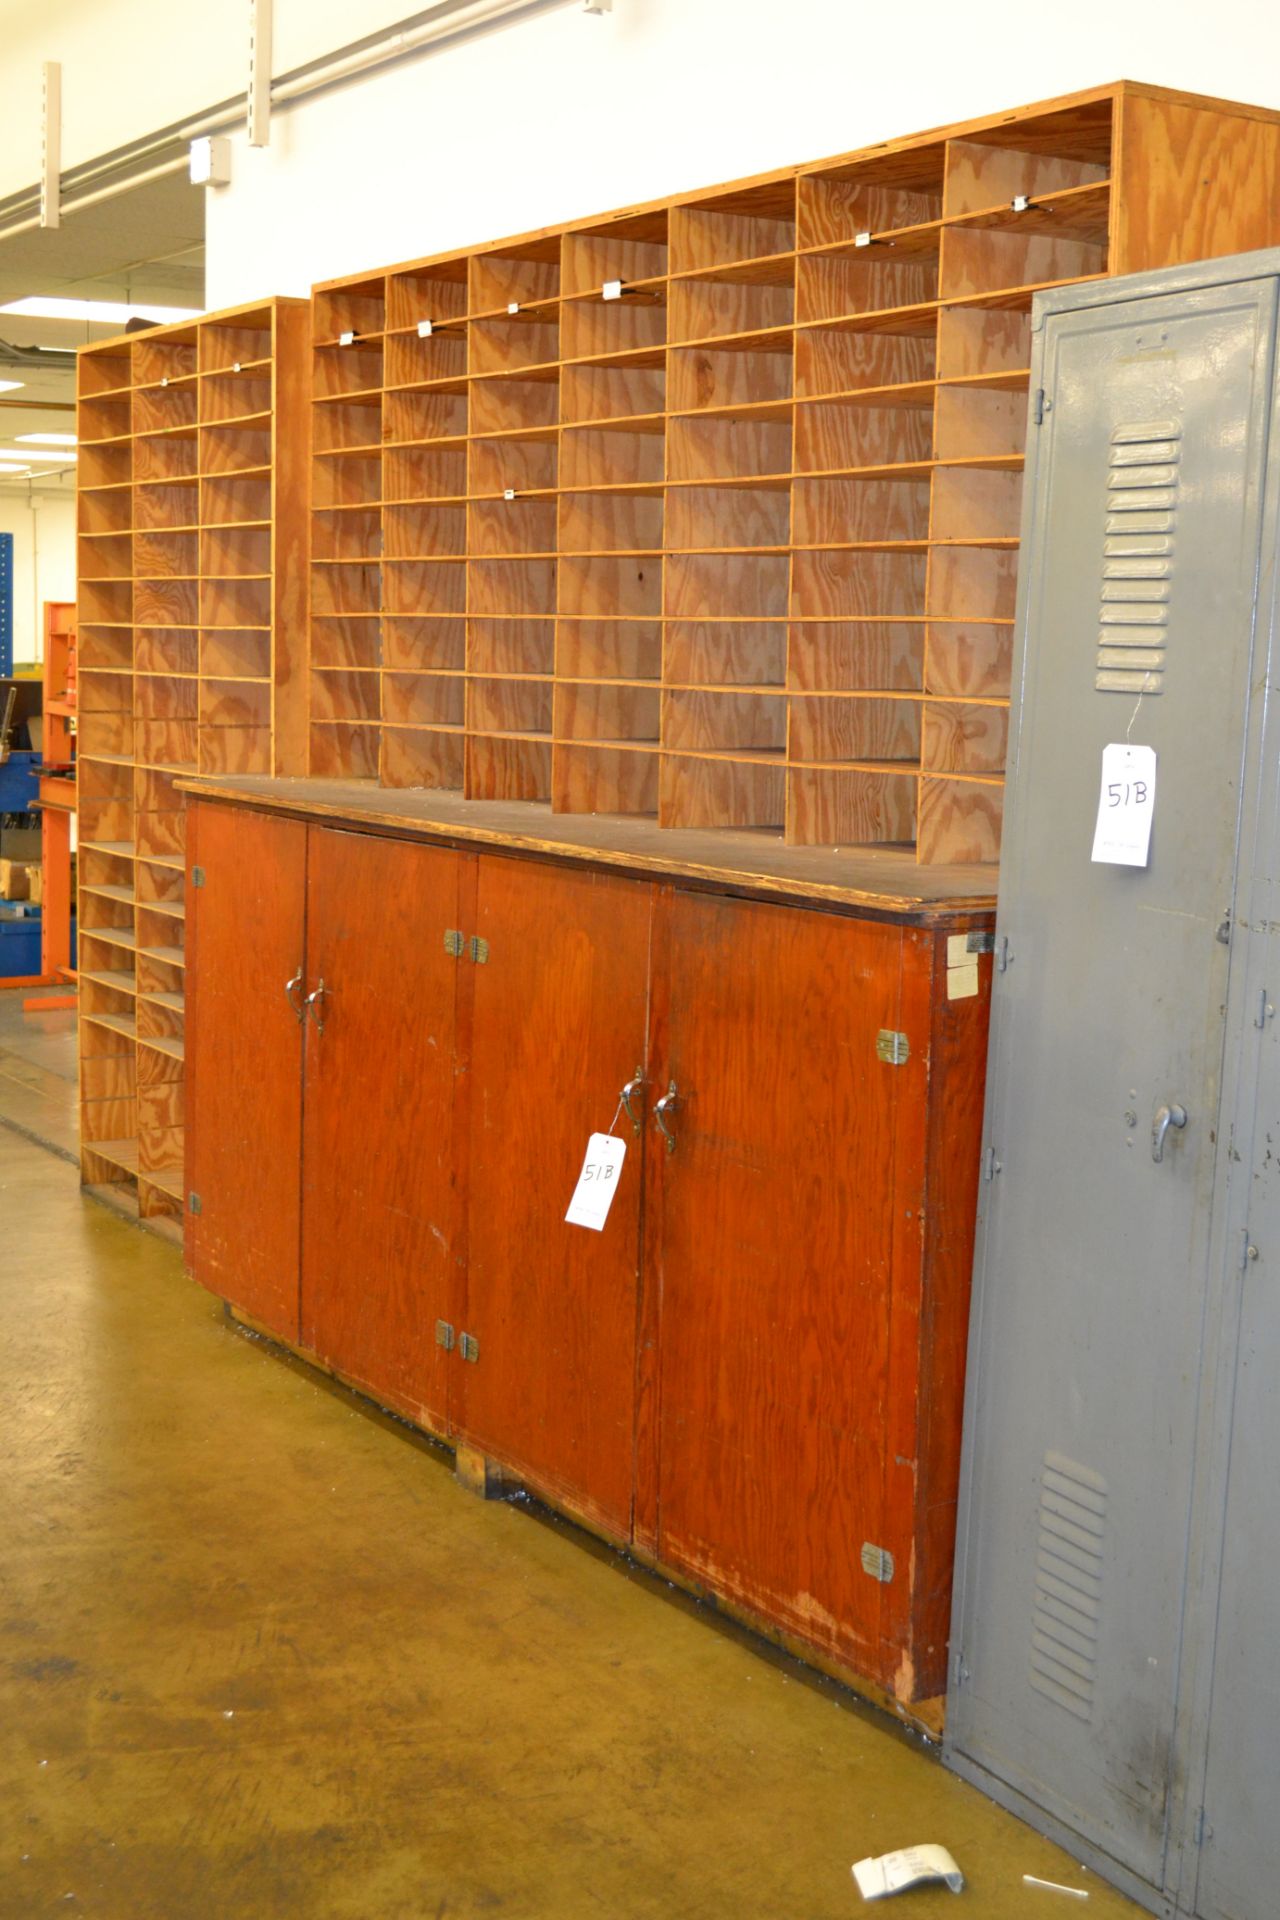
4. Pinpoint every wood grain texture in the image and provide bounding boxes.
[879,928,990,1697]
[655,891,902,1680]
[456,855,652,1536]
[1114,90,1280,275]
[186,799,306,1339]
[300,827,461,1433]
[176,773,999,919]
